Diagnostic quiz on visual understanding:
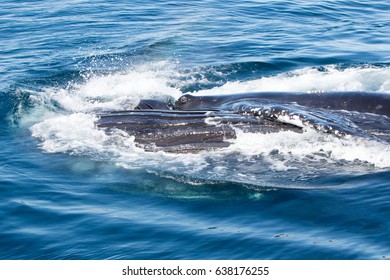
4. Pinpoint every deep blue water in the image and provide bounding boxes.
[1,0,390,259]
